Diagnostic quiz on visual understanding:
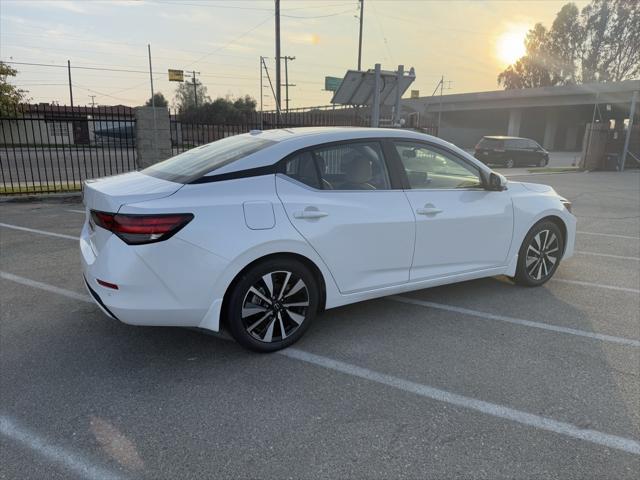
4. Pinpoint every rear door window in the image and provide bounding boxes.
[312,142,391,190]
[284,151,321,189]
[142,135,276,183]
